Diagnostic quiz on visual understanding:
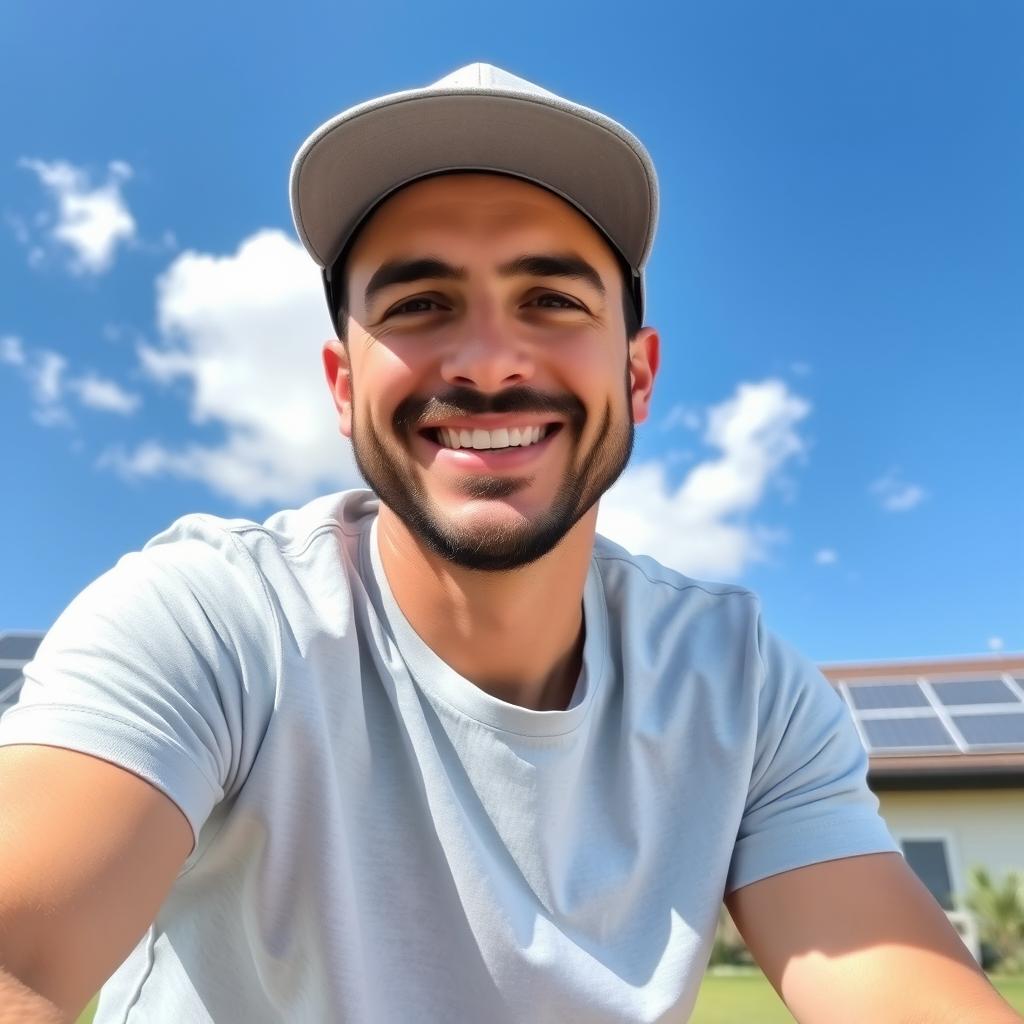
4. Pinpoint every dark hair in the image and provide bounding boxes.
[327,240,642,344]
